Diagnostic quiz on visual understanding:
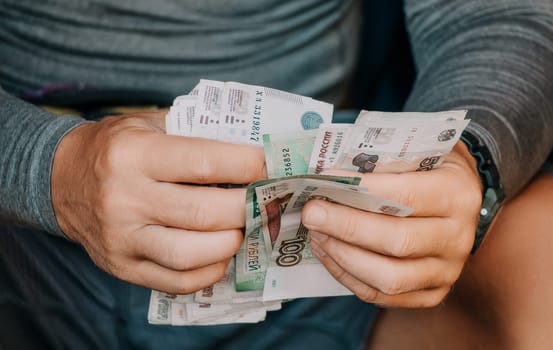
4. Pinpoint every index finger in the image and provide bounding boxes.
[140,134,267,184]
[322,167,480,218]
